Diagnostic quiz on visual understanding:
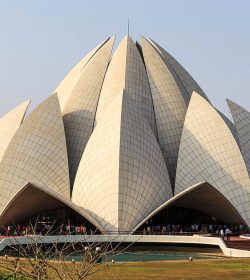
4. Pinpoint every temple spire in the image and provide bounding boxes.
[127,17,130,35]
